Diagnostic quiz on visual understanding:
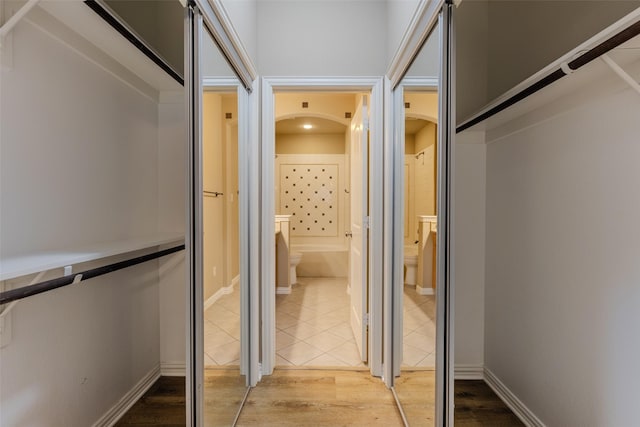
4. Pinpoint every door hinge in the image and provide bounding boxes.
[363,216,371,229]
[363,313,369,326]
